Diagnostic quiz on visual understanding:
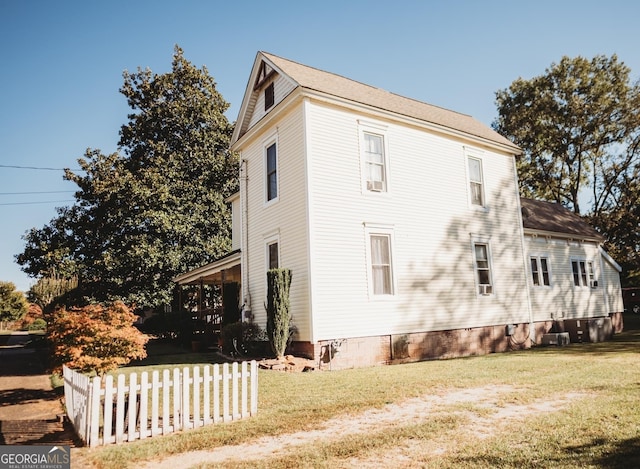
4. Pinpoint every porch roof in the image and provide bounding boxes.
[173,250,241,286]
